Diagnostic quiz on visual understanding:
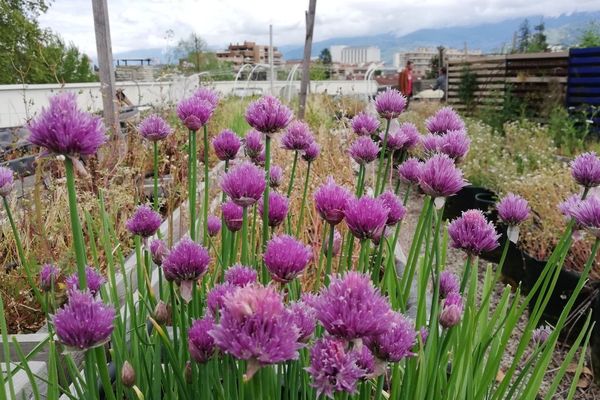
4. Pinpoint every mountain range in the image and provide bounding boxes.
[113,11,599,66]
